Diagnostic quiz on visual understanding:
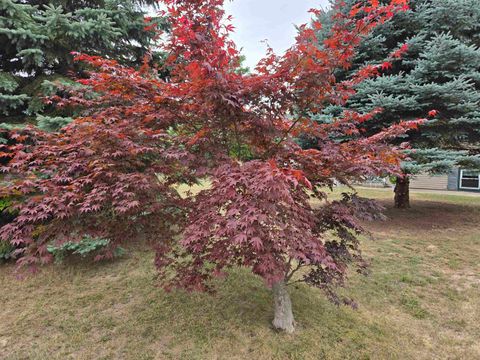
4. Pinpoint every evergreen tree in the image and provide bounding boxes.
[314,0,480,207]
[0,0,165,129]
